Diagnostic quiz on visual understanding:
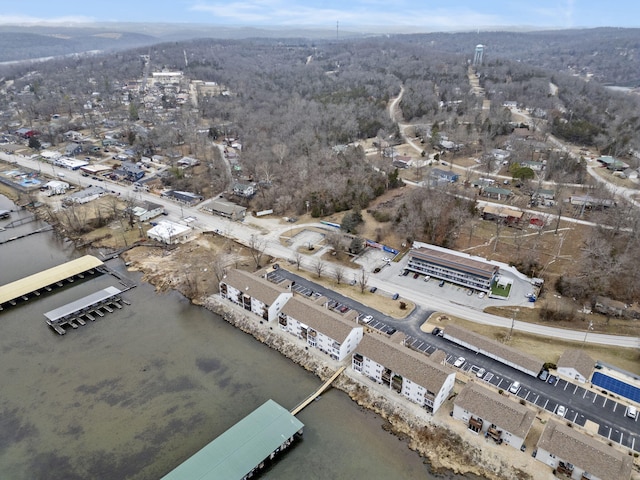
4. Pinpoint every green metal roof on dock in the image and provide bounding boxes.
[0,255,104,306]
[161,399,304,480]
